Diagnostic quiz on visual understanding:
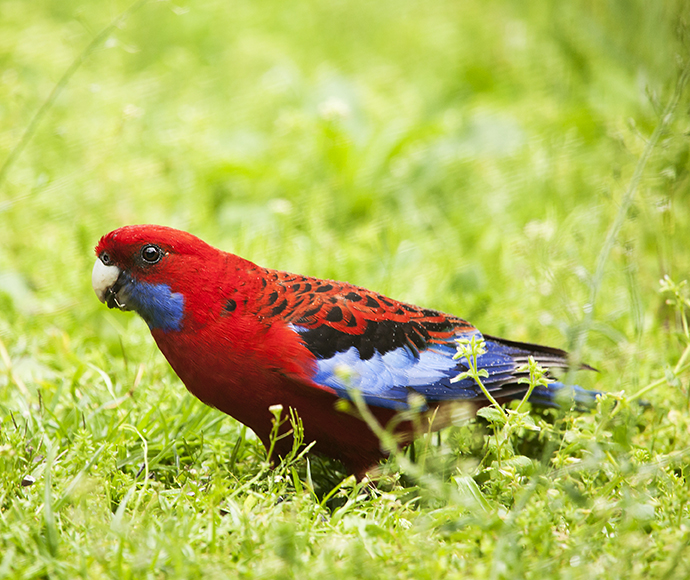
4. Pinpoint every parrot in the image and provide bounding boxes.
[92,224,597,477]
